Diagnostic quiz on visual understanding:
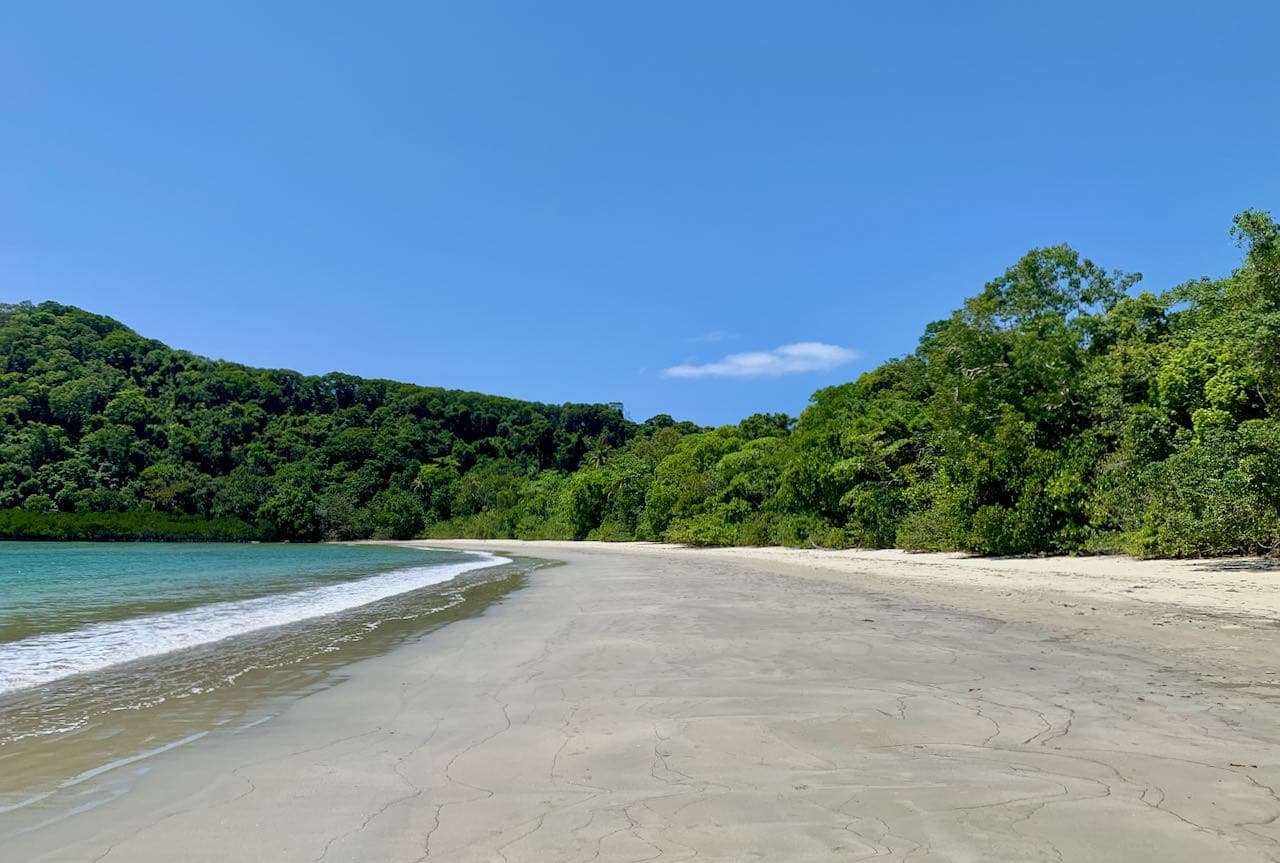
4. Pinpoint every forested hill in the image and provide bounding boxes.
[0,302,690,540]
[3,209,1279,556]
